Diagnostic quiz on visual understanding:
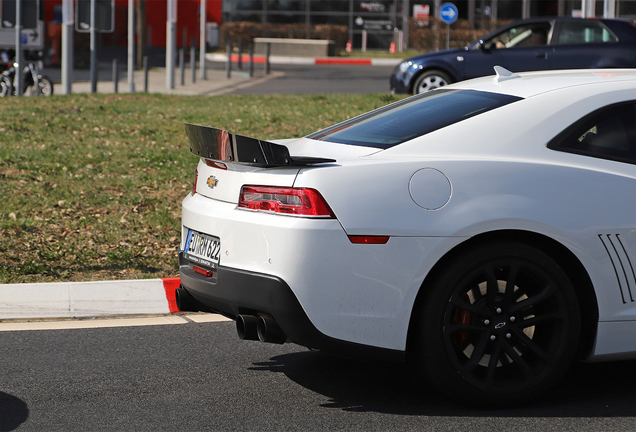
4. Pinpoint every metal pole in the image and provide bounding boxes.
[61,0,74,94]
[143,55,149,92]
[248,44,254,78]
[128,0,135,92]
[113,58,118,93]
[179,48,184,85]
[90,0,97,93]
[446,24,450,50]
[15,0,23,96]
[265,42,270,75]
[199,0,207,80]
[166,0,176,89]
[237,39,243,70]
[225,43,231,79]
[190,40,196,83]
